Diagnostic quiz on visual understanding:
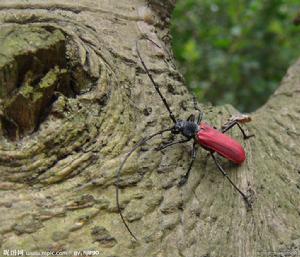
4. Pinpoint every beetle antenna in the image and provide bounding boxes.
[136,39,177,124]
[116,127,172,241]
